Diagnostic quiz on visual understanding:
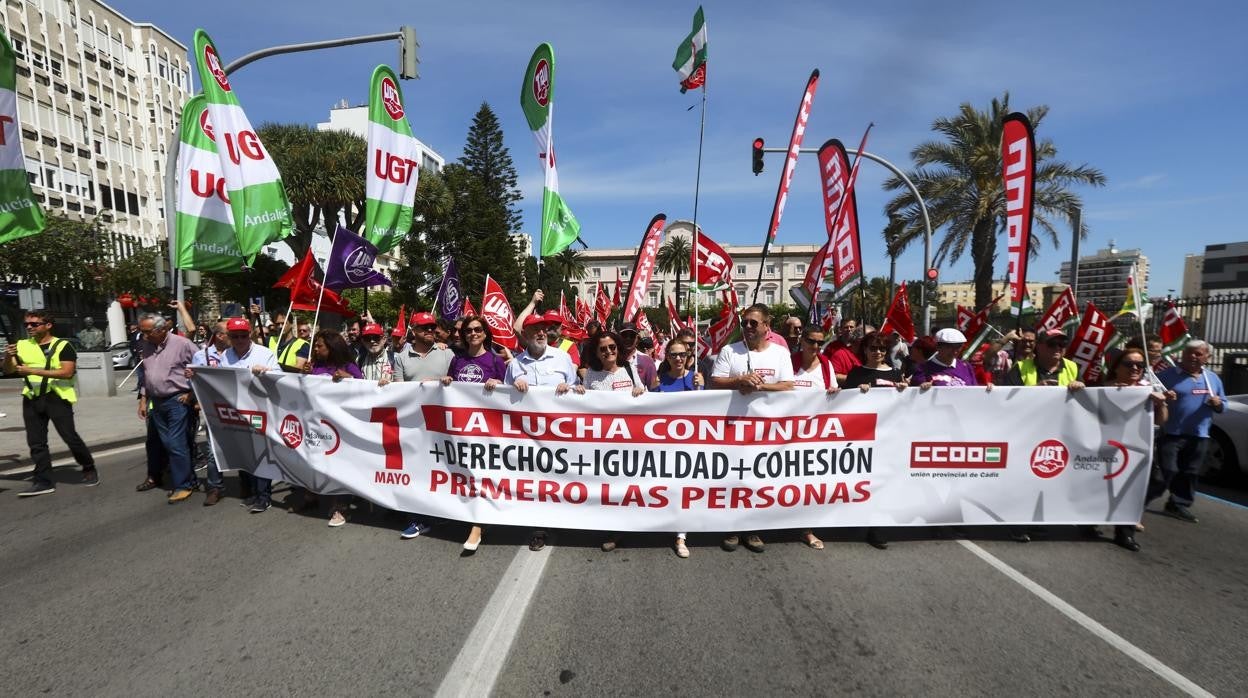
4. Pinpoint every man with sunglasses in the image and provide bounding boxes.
[996,328,1084,390]
[4,310,97,496]
[1149,340,1227,524]
[392,311,453,385]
